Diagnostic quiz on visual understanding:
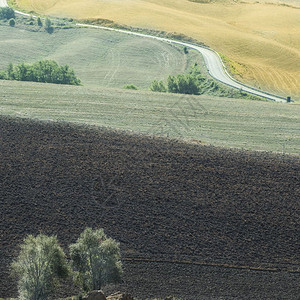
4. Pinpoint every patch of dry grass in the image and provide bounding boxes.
[14,0,300,99]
